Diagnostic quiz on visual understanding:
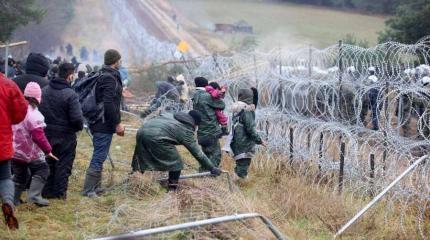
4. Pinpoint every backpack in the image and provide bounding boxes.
[73,71,104,124]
